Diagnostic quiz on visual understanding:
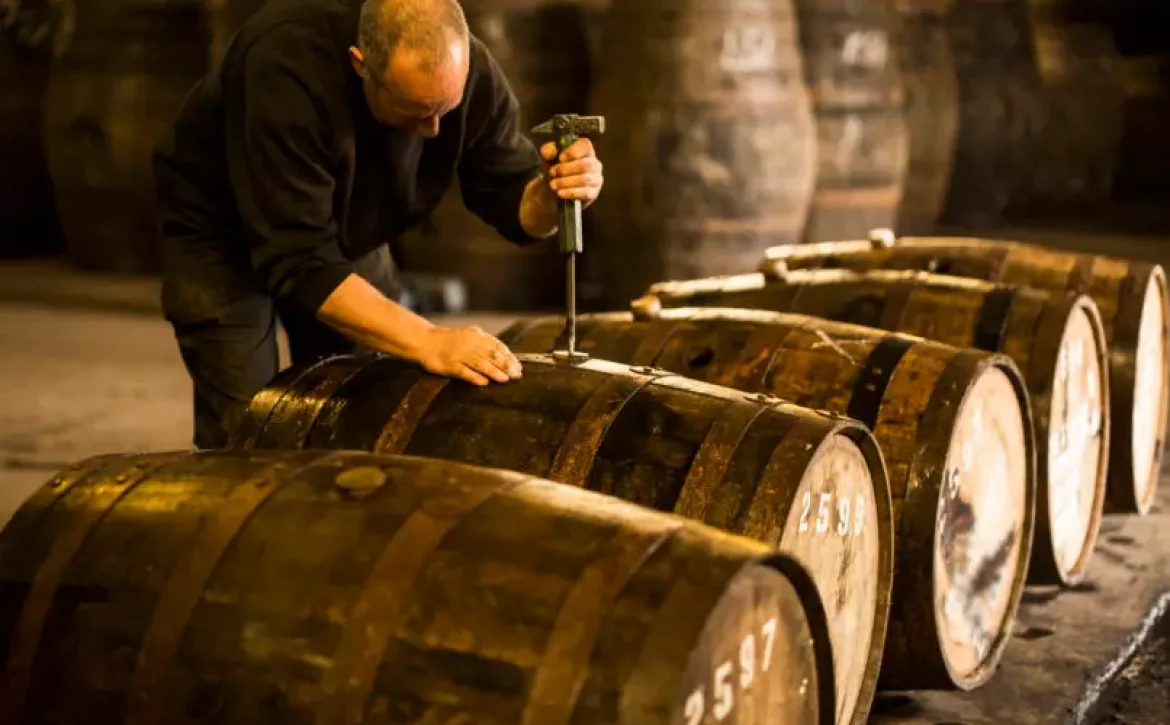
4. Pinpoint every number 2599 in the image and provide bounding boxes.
[798,491,866,538]
[684,618,778,724]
